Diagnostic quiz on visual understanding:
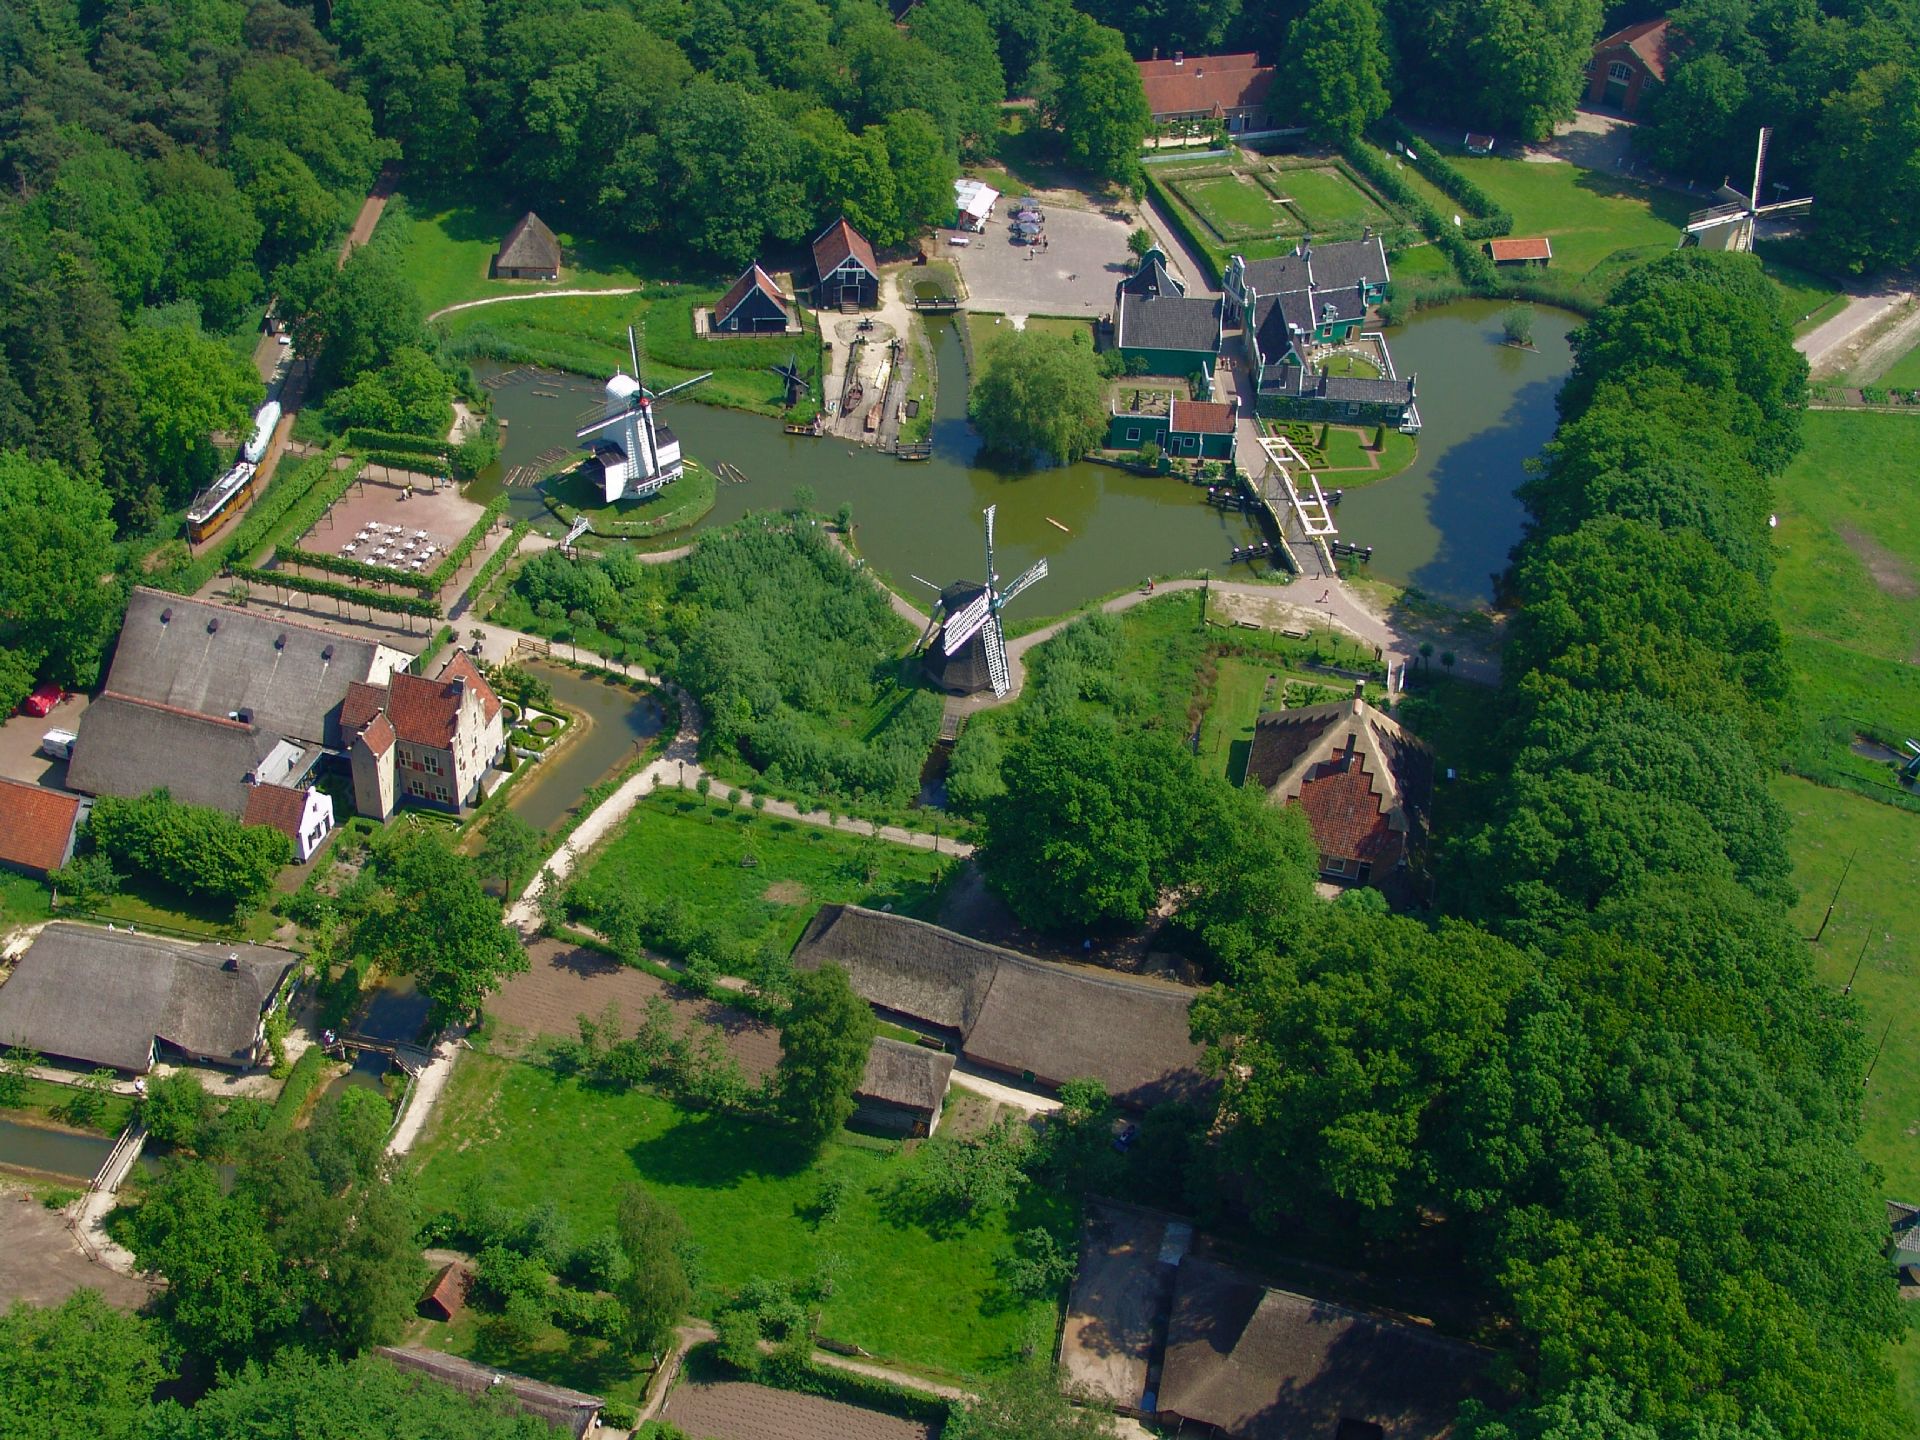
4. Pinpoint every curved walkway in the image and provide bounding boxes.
[425,286,647,325]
